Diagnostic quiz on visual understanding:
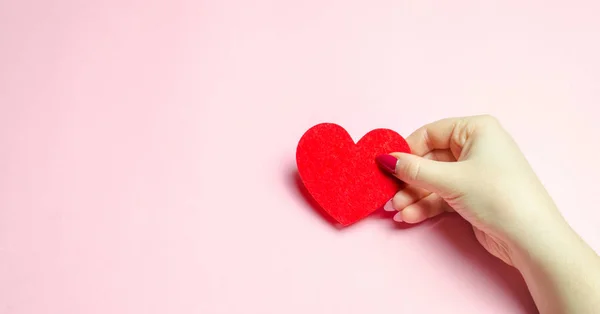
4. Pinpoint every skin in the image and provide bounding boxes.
[382,115,600,314]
